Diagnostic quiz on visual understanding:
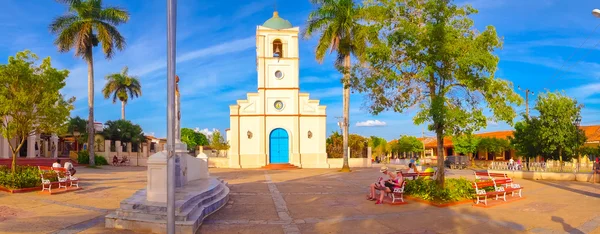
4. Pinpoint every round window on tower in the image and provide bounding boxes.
[274,100,284,111]
[275,70,284,80]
